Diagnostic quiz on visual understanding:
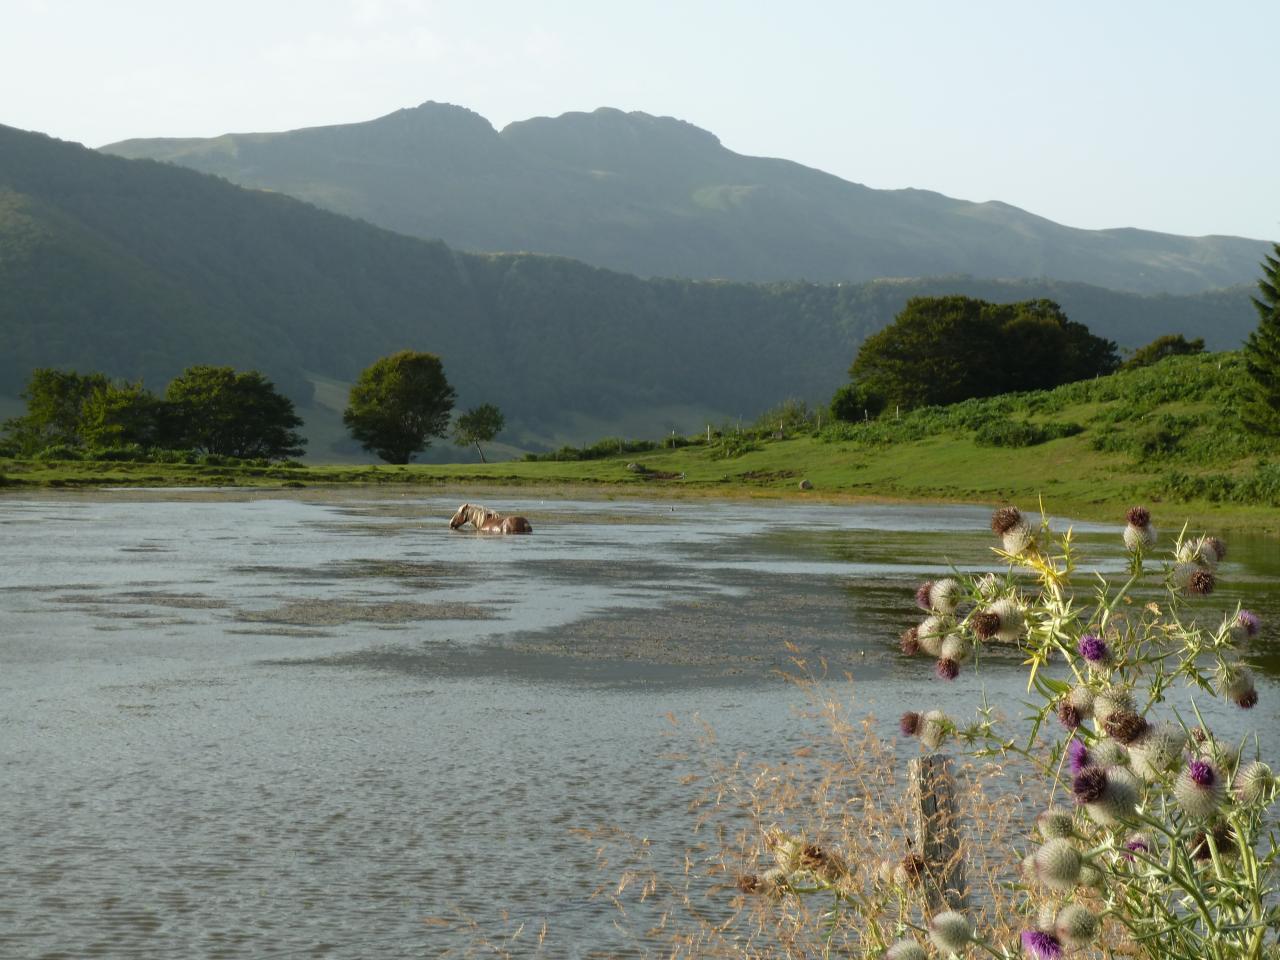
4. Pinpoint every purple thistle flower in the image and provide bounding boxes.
[935,658,960,681]
[1072,767,1108,805]
[1188,758,1216,787]
[1021,929,1063,960]
[915,581,933,611]
[1188,569,1216,596]
[1067,738,1091,774]
[1077,633,1109,664]
[899,711,922,737]
[1237,609,1261,637]
[1122,836,1150,863]
[1056,699,1082,729]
